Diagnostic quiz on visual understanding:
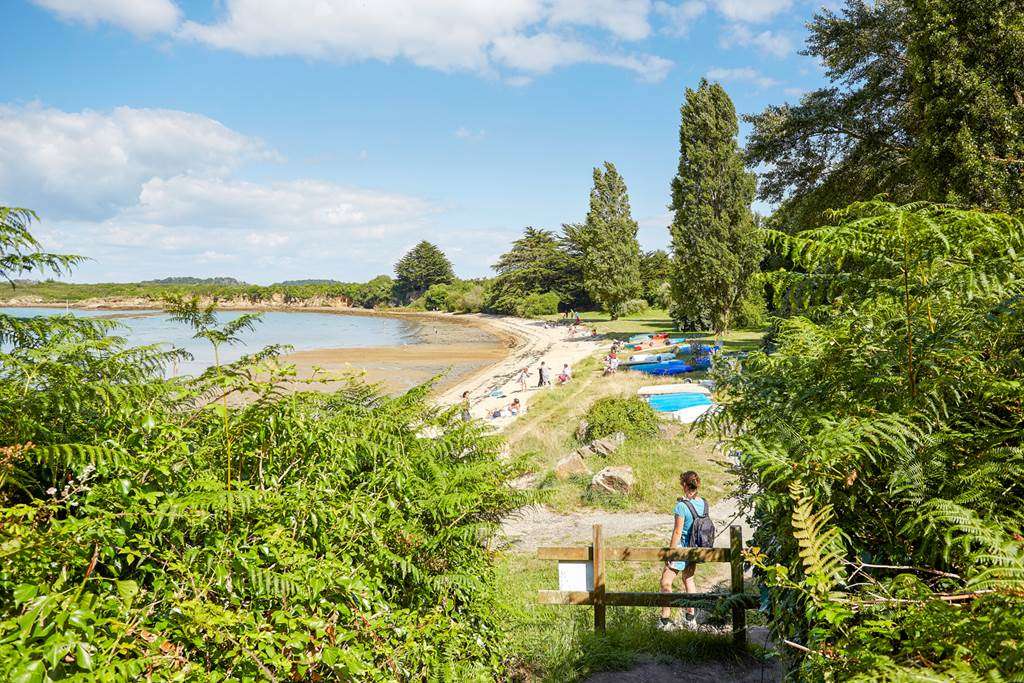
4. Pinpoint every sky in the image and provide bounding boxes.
[1,0,833,284]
